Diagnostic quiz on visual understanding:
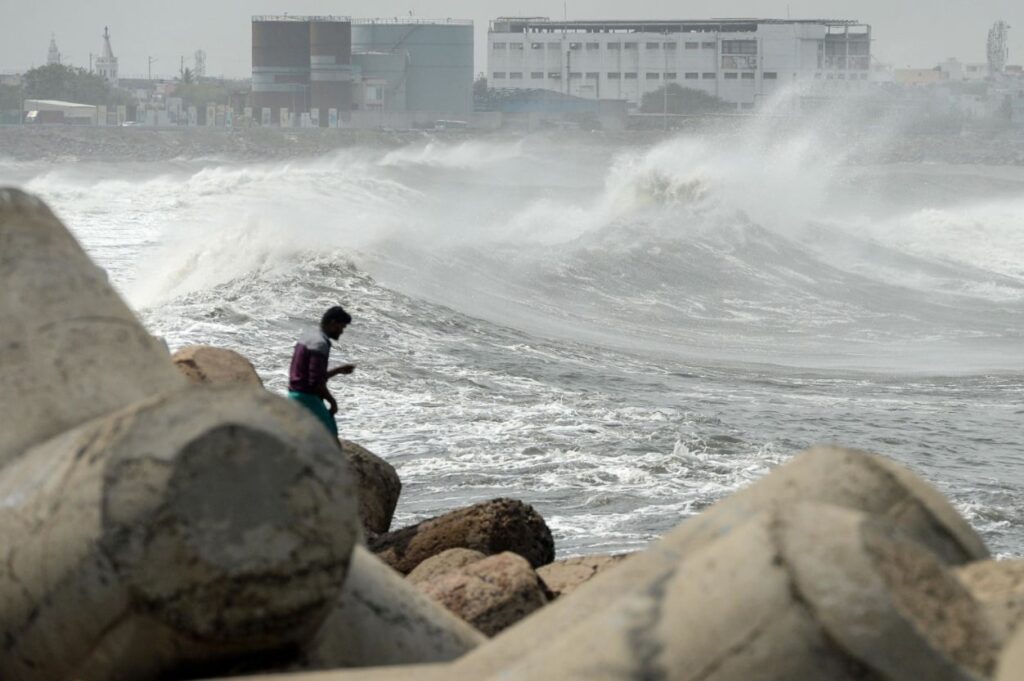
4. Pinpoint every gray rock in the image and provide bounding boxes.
[449,446,990,679]
[408,548,487,586]
[172,345,264,387]
[536,554,631,597]
[369,498,554,575]
[956,560,1024,648]
[340,440,402,536]
[418,552,549,637]
[0,187,184,468]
